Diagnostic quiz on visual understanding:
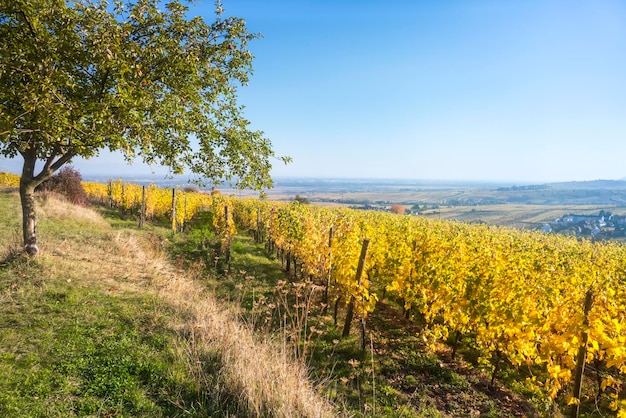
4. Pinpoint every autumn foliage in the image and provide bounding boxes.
[390,204,405,214]
[37,167,88,206]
